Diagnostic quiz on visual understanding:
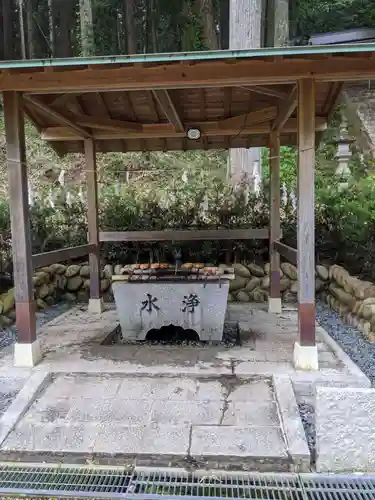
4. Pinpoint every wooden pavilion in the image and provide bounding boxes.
[2,43,375,368]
